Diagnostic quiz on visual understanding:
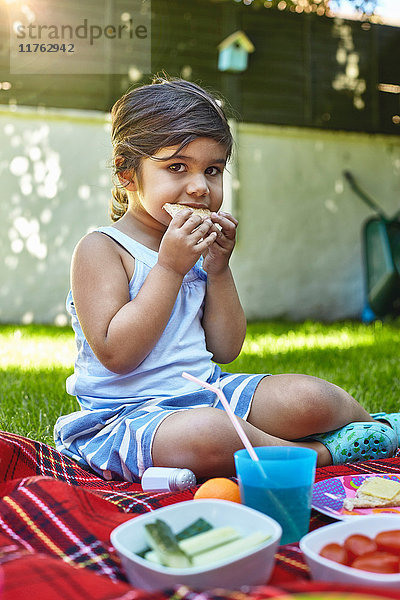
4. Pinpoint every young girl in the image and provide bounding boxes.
[55,76,399,482]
